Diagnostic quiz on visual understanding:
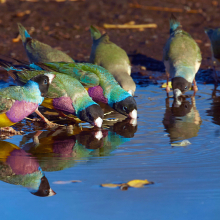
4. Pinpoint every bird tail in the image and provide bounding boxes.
[170,14,181,34]
[205,28,214,39]
[17,23,31,44]
[0,59,20,80]
[90,25,102,40]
